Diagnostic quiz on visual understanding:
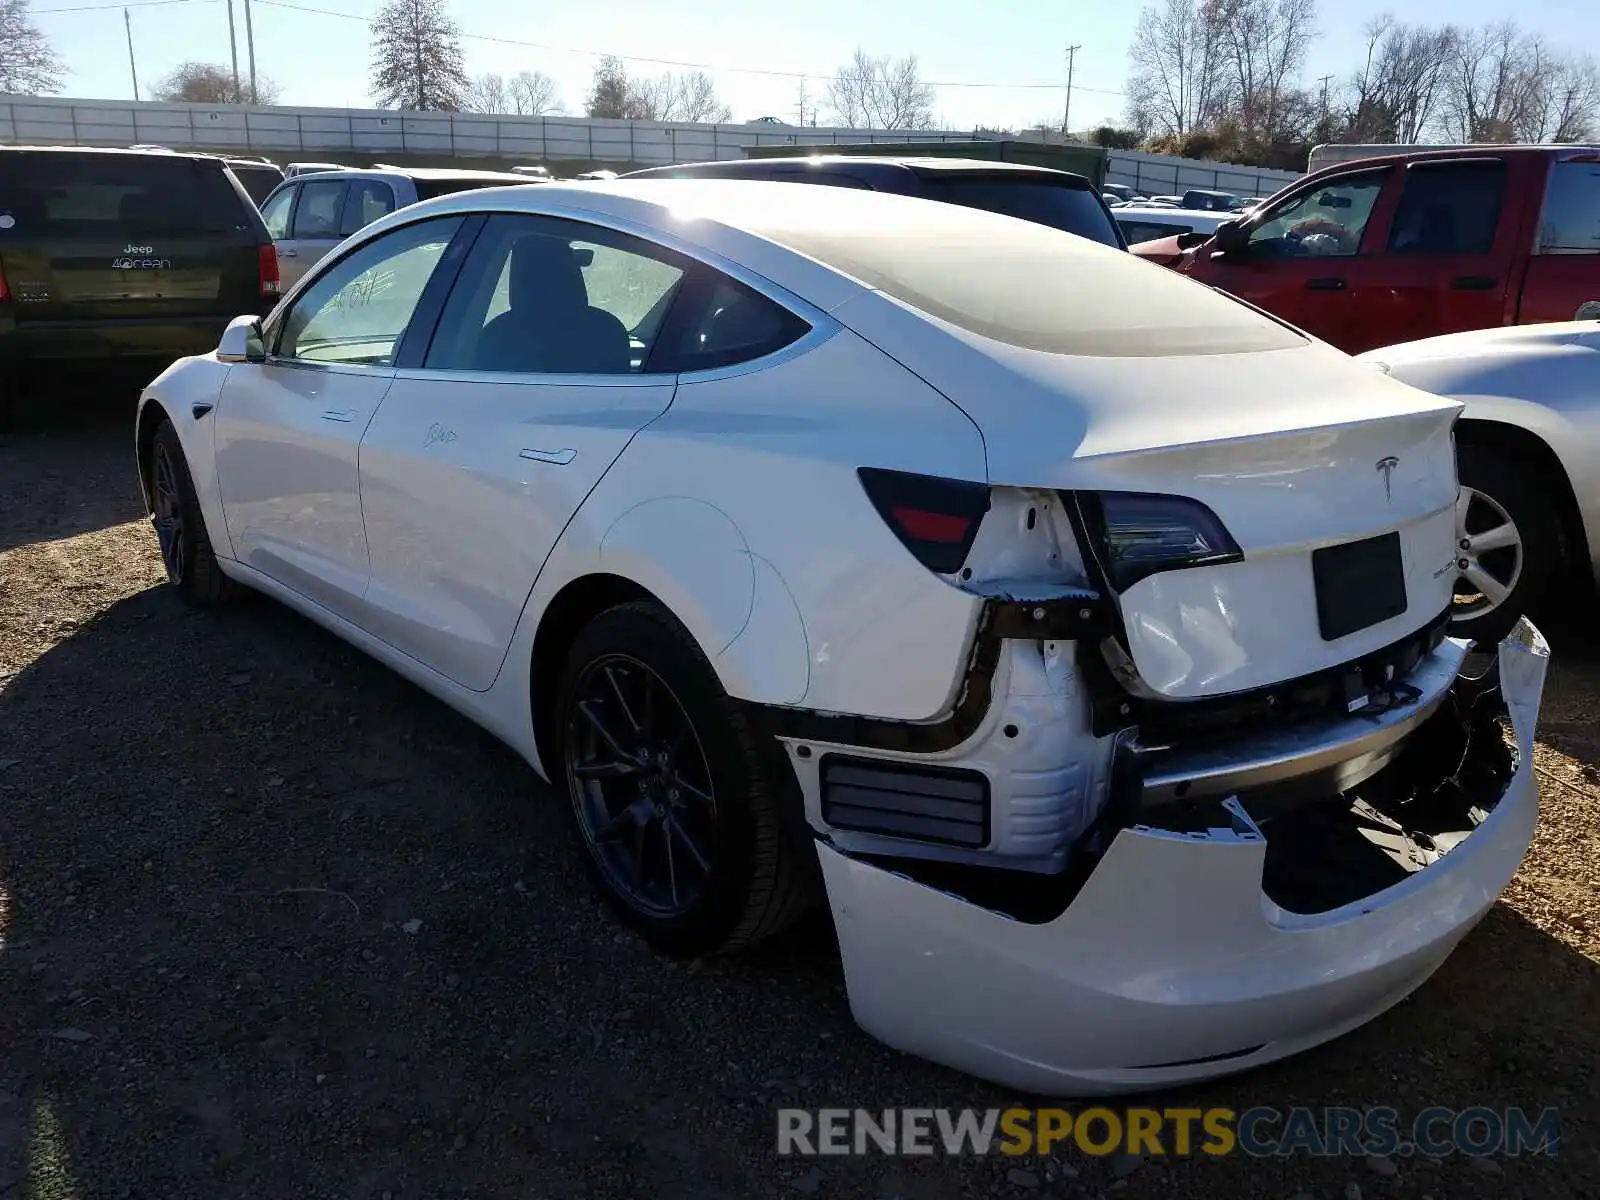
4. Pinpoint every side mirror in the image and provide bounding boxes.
[1213,220,1249,257]
[217,314,265,363]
